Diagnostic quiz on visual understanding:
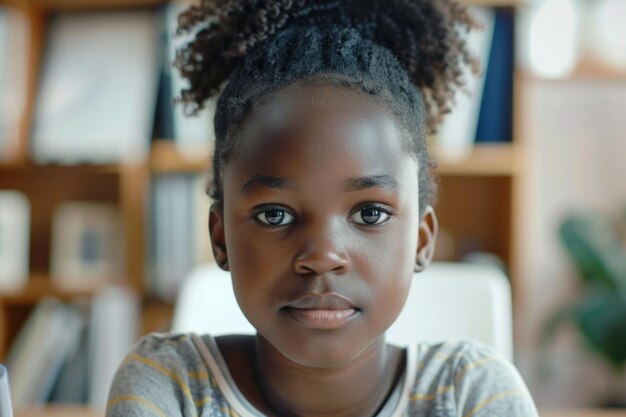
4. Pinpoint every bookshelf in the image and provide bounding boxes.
[0,0,557,368]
